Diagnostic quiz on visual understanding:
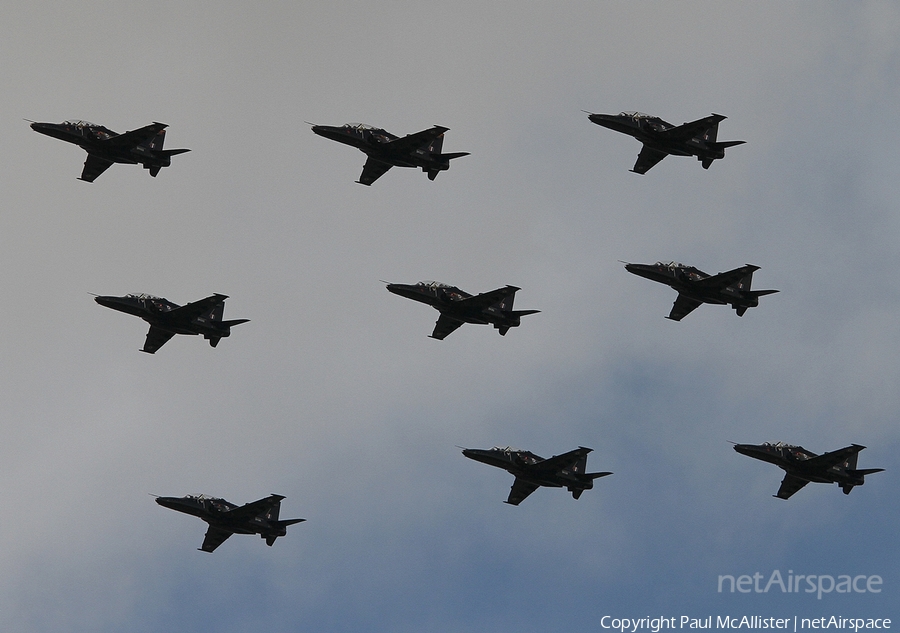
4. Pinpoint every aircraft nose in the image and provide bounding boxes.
[30,122,56,134]
[732,444,757,457]
[94,295,120,309]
